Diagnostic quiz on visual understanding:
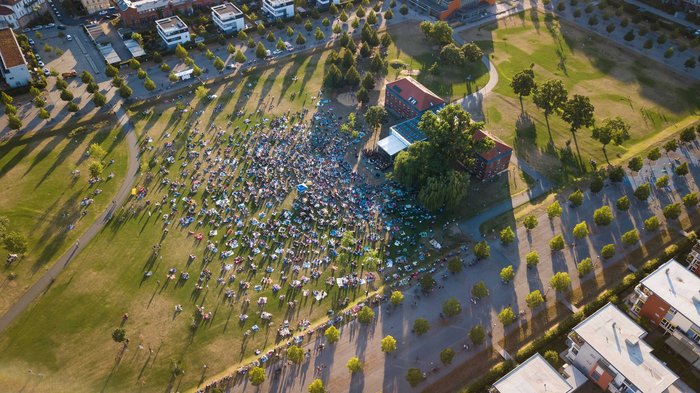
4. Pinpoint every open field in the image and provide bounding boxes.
[460,12,700,183]
[0,122,128,314]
